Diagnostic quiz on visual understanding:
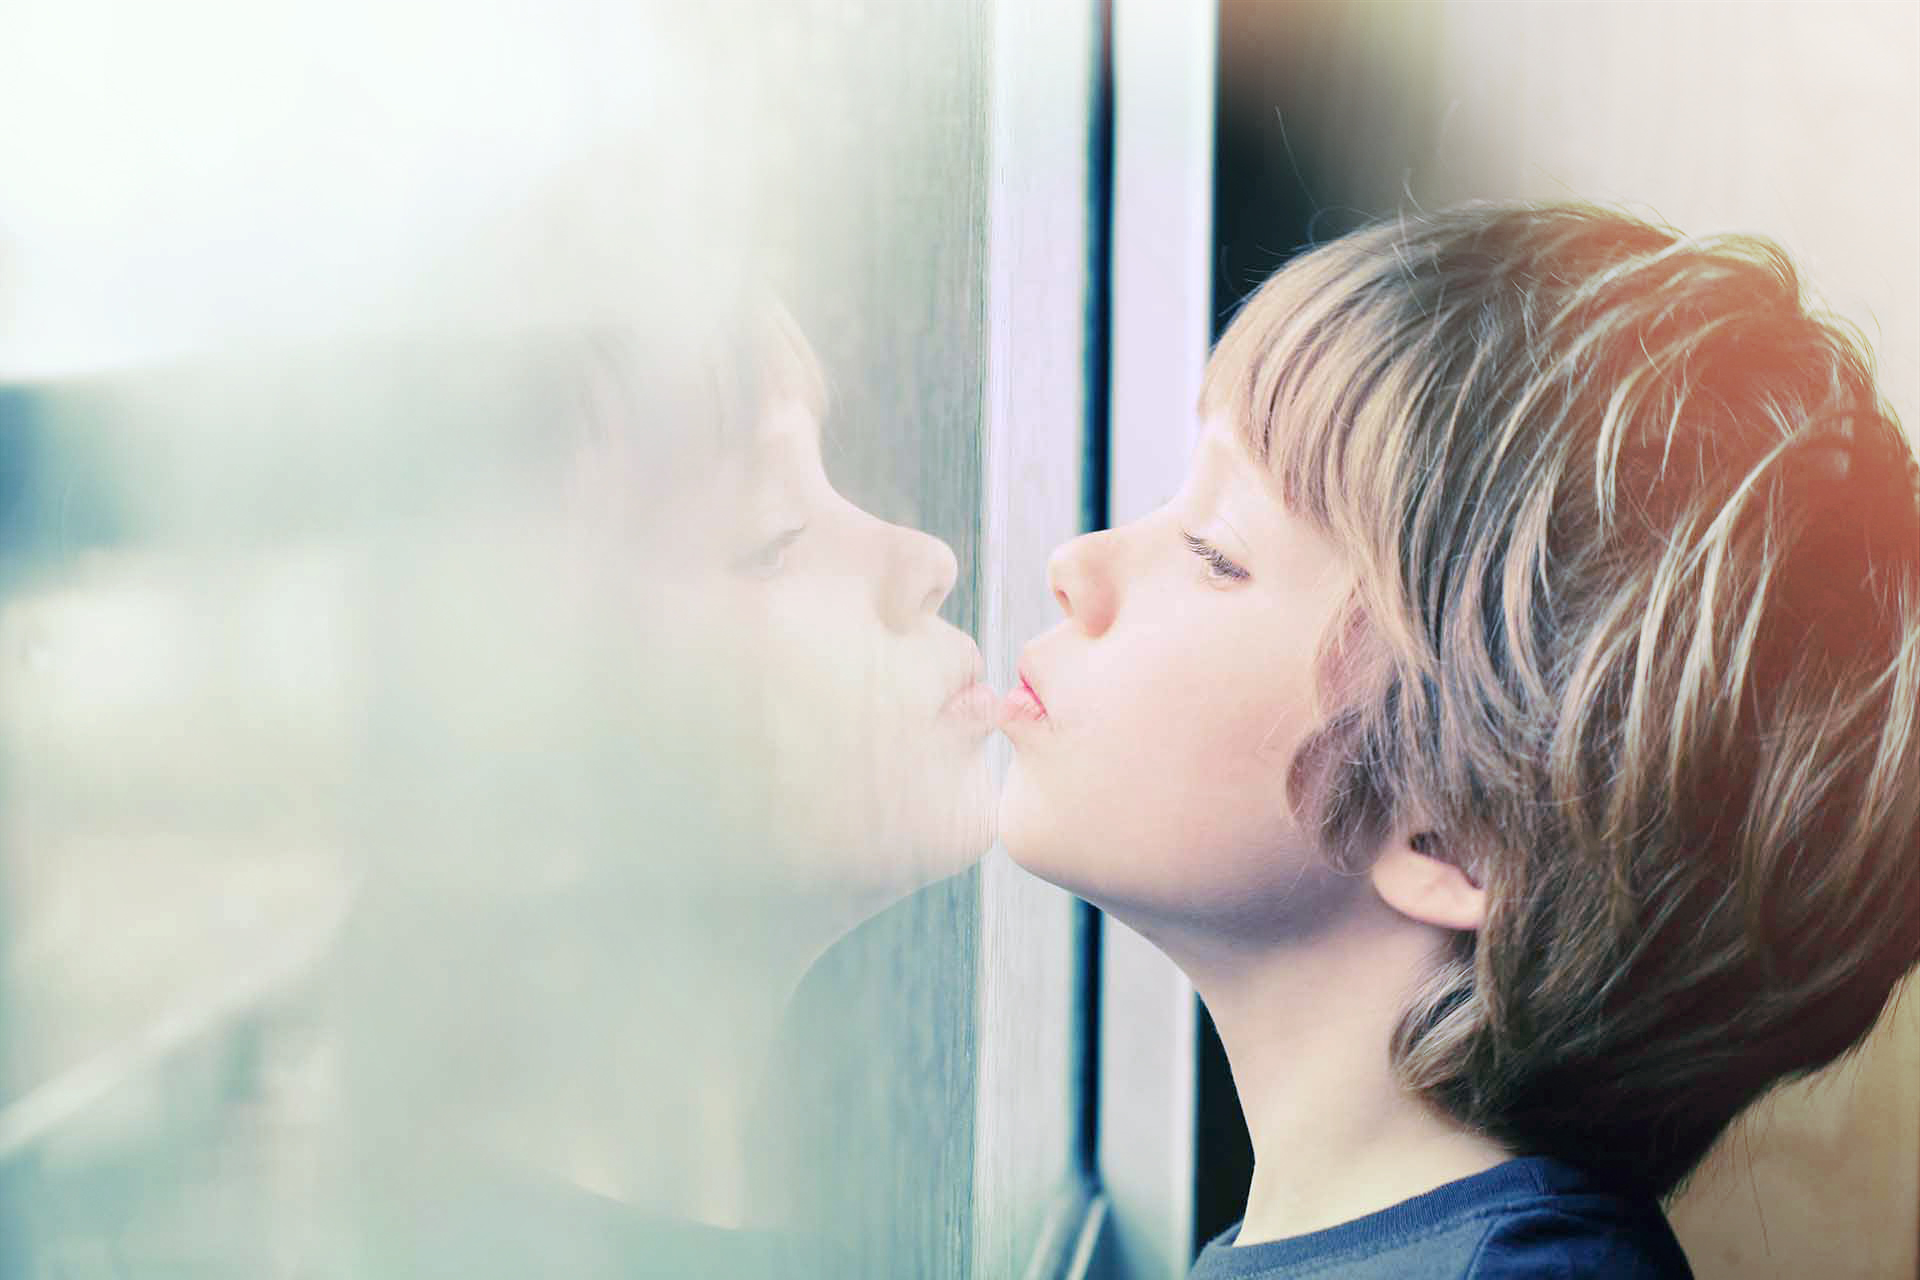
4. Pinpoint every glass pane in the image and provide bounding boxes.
[0,4,1088,1277]
[973,2,1103,1275]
